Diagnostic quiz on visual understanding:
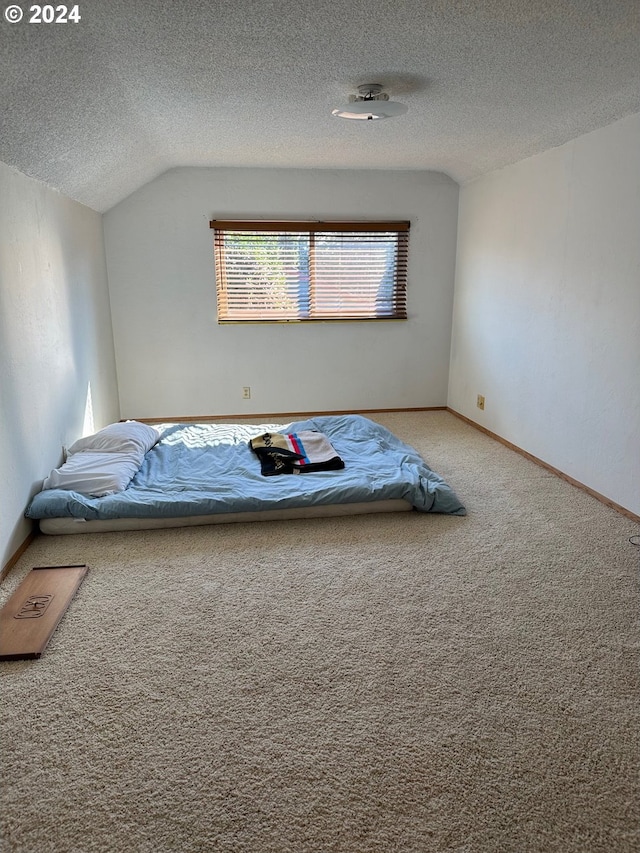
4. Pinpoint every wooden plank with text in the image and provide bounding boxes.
[0,565,88,661]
